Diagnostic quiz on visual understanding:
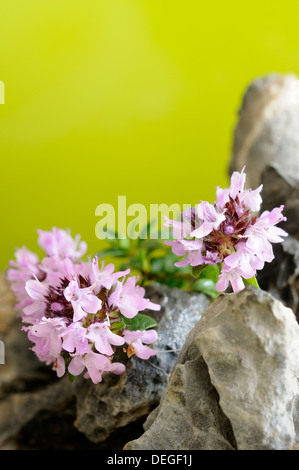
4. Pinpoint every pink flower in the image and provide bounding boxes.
[40,256,77,285]
[90,257,130,291]
[68,349,125,384]
[165,167,287,293]
[85,321,125,356]
[190,201,226,239]
[7,247,42,310]
[8,227,160,383]
[52,355,66,378]
[216,167,262,213]
[244,206,288,265]
[123,329,158,360]
[37,227,87,261]
[163,216,193,239]
[108,276,161,319]
[215,245,256,293]
[23,278,48,321]
[64,279,102,322]
[59,322,89,355]
[27,317,66,361]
